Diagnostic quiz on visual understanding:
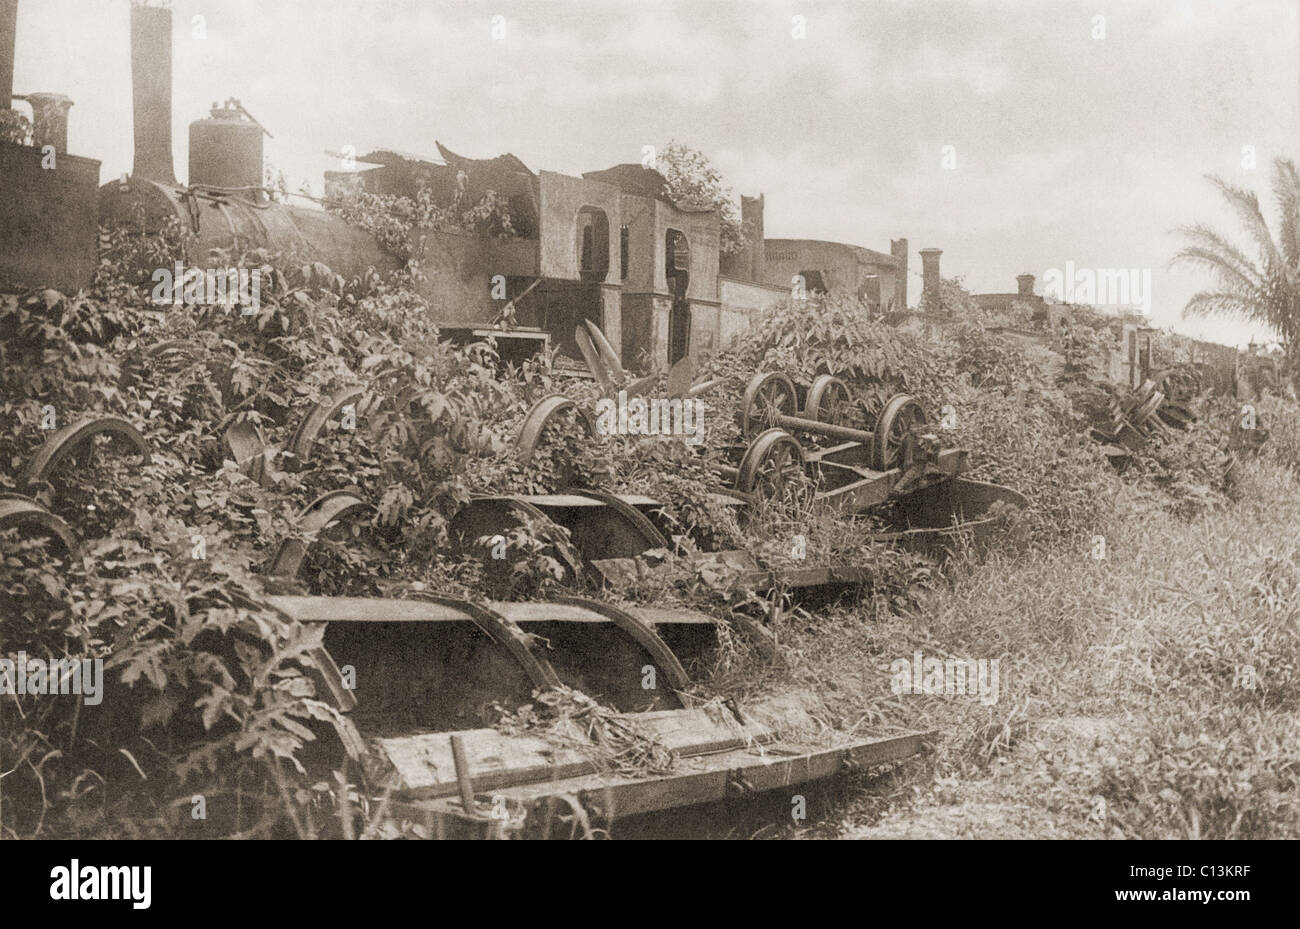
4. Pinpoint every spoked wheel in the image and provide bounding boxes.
[872,394,928,472]
[1130,390,1165,432]
[805,375,855,427]
[1120,380,1157,420]
[740,372,798,439]
[735,428,810,510]
[1153,367,1202,404]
